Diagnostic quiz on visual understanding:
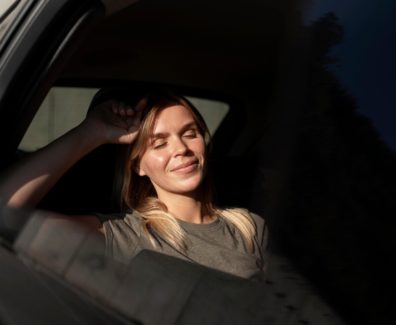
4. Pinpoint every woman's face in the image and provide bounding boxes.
[137,104,206,200]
